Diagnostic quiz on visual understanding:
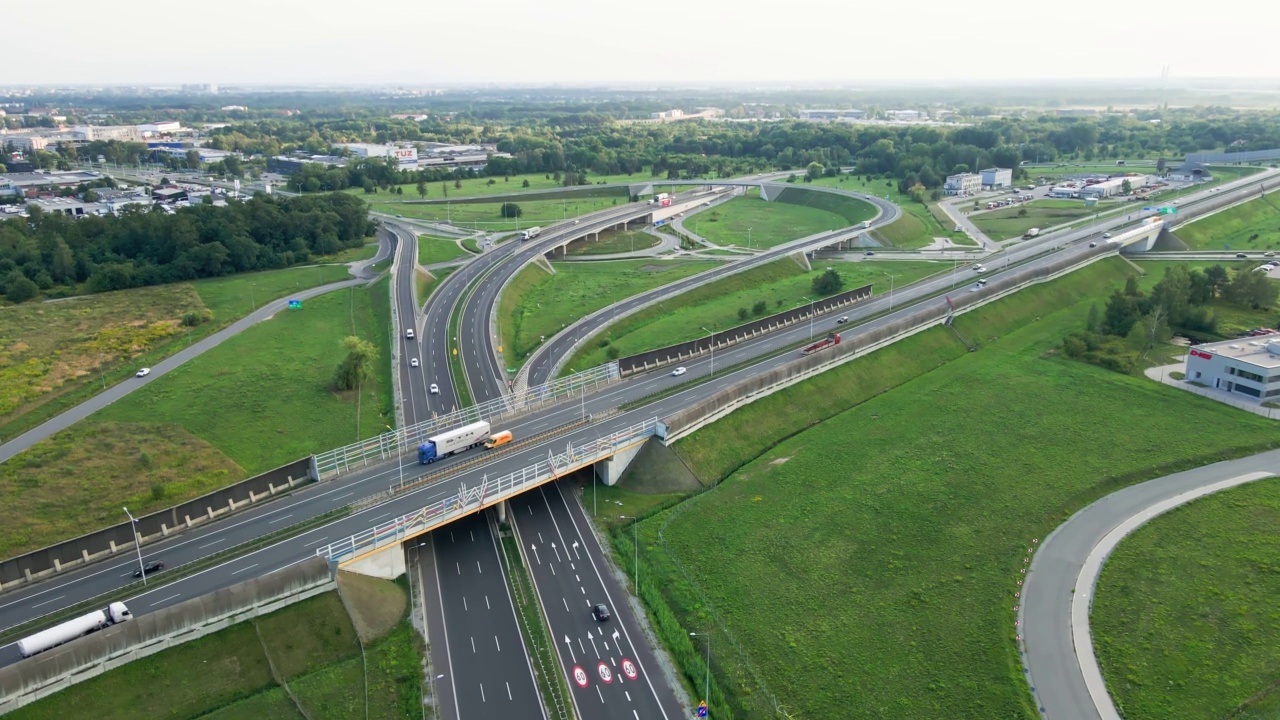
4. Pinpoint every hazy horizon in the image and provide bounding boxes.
[8,0,1275,86]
